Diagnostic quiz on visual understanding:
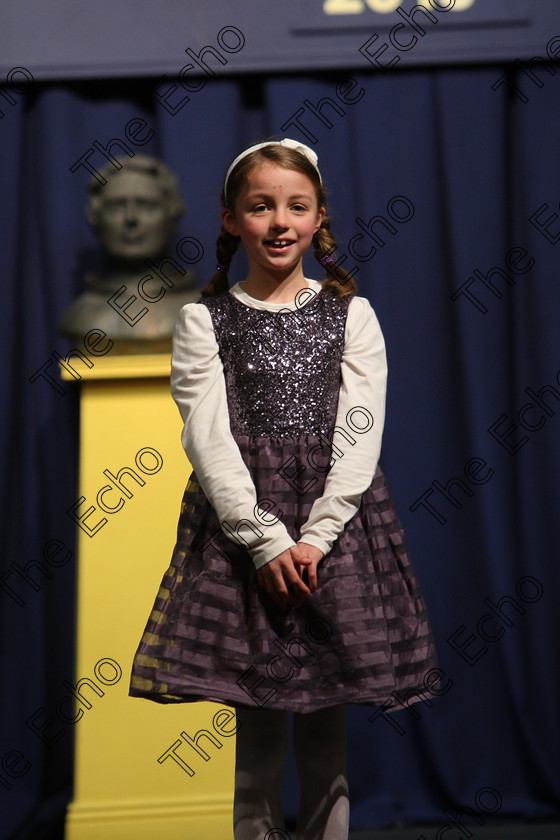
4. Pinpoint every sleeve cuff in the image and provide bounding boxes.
[250,533,298,570]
